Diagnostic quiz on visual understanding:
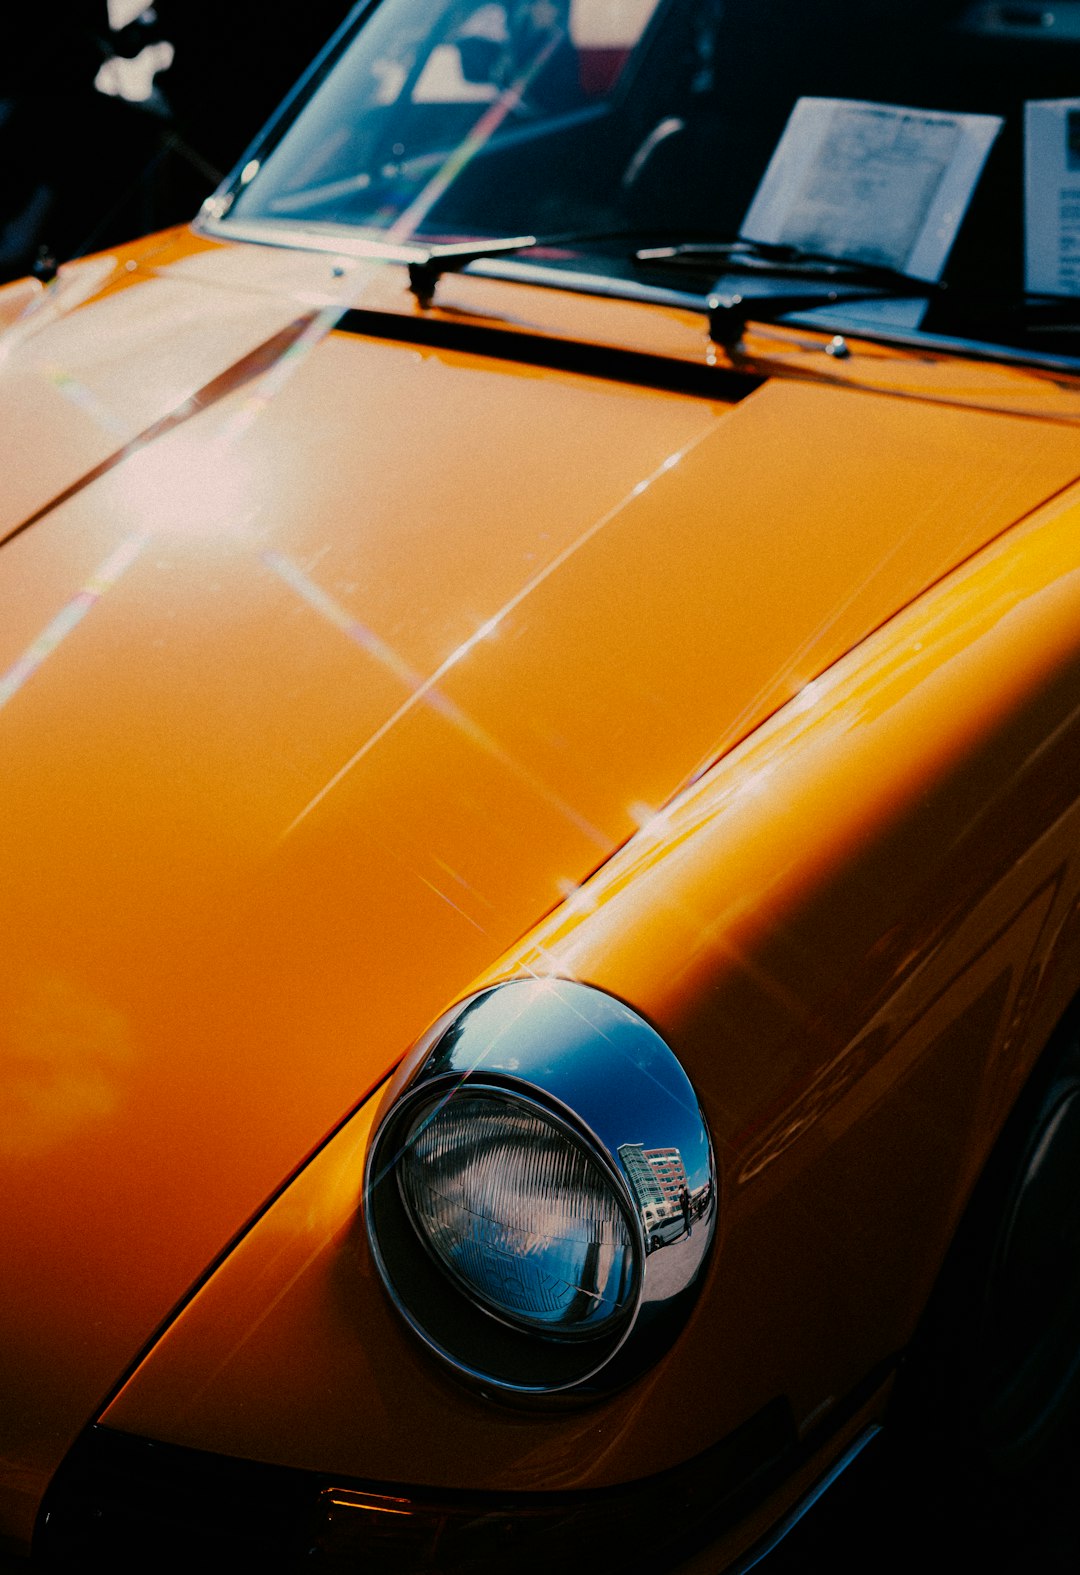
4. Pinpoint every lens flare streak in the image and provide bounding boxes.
[0,531,149,713]
[266,551,612,850]
[44,366,130,440]
[278,418,719,846]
